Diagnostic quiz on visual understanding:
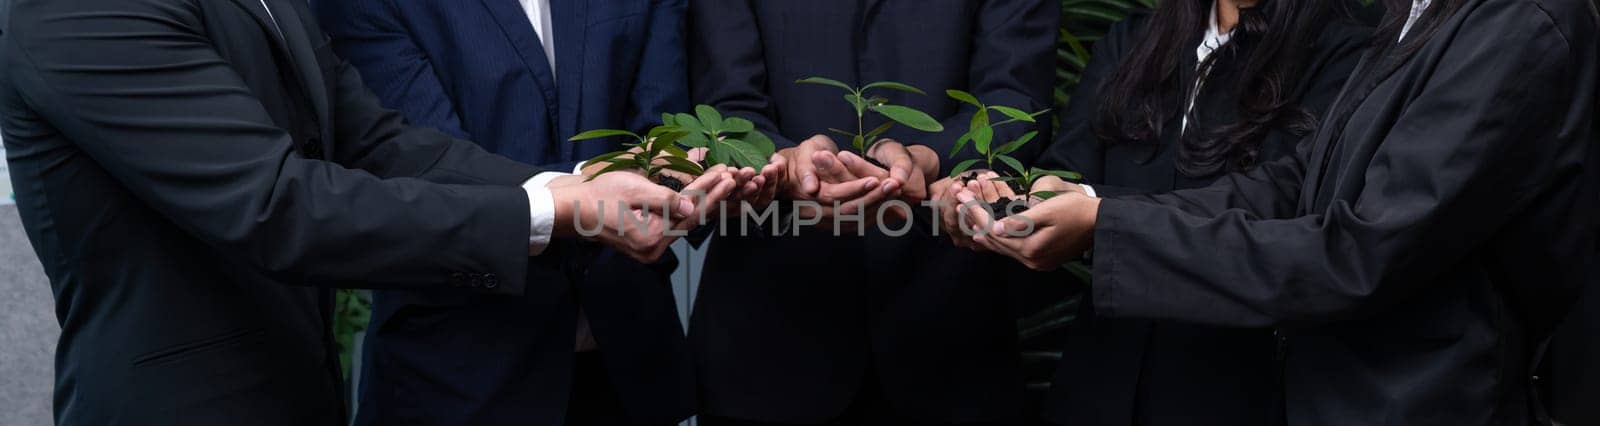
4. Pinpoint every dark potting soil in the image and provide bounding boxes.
[655,175,686,192]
